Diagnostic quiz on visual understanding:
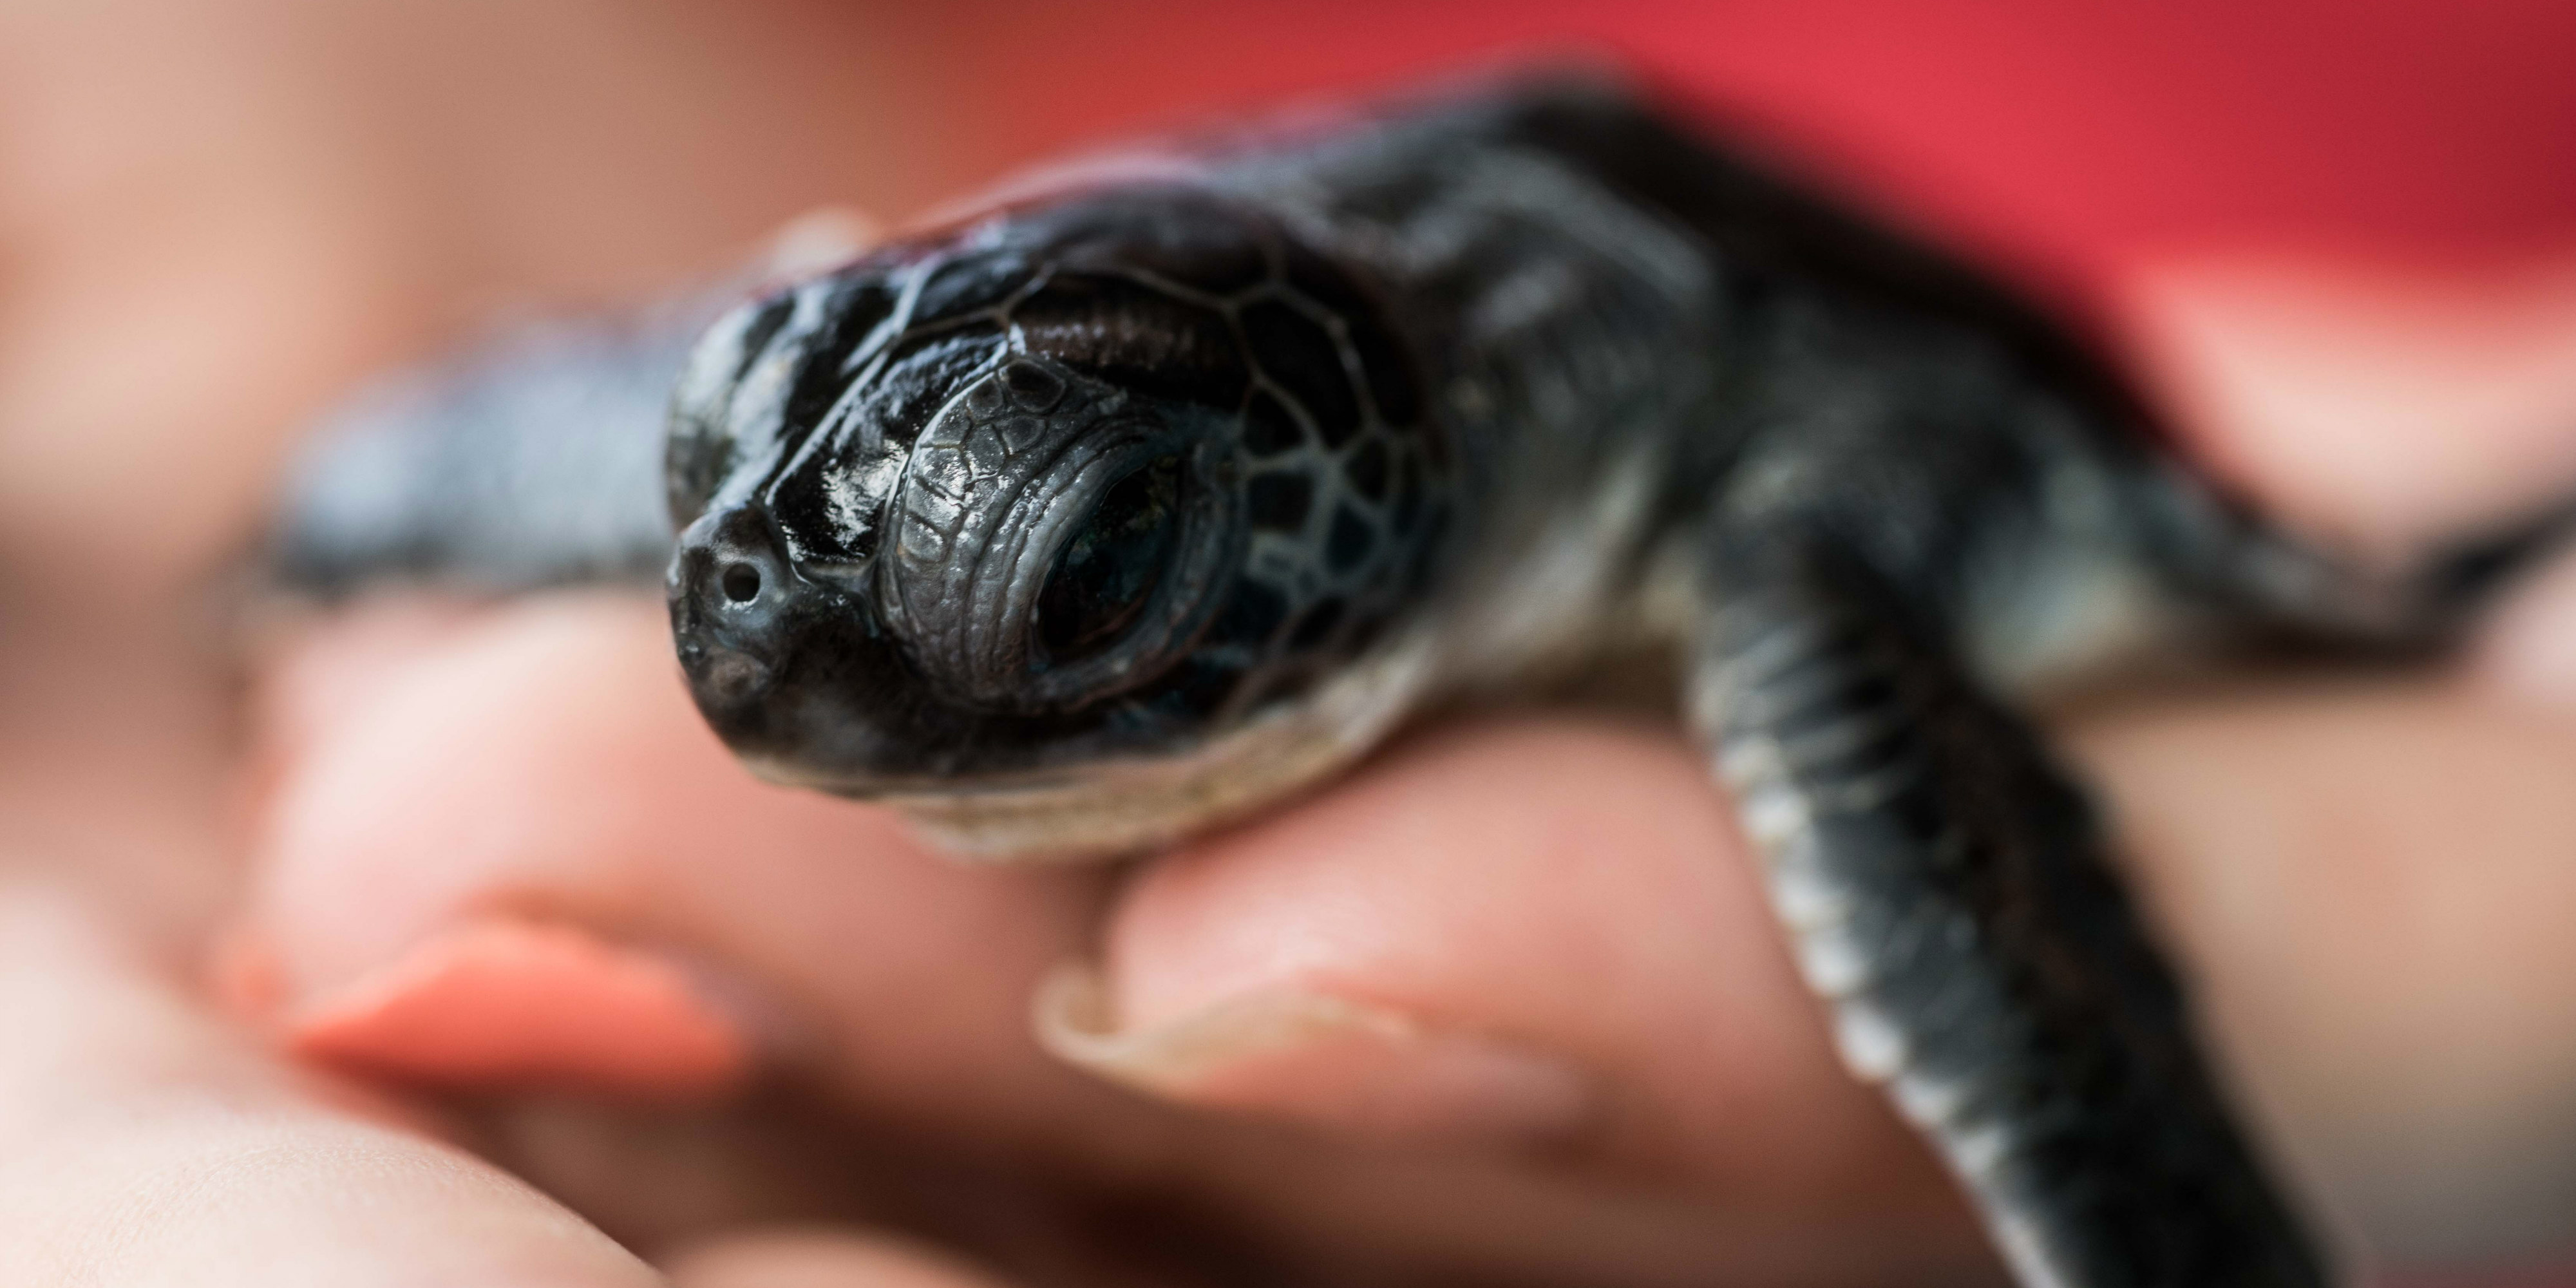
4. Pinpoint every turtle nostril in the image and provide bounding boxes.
[721,562,762,603]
